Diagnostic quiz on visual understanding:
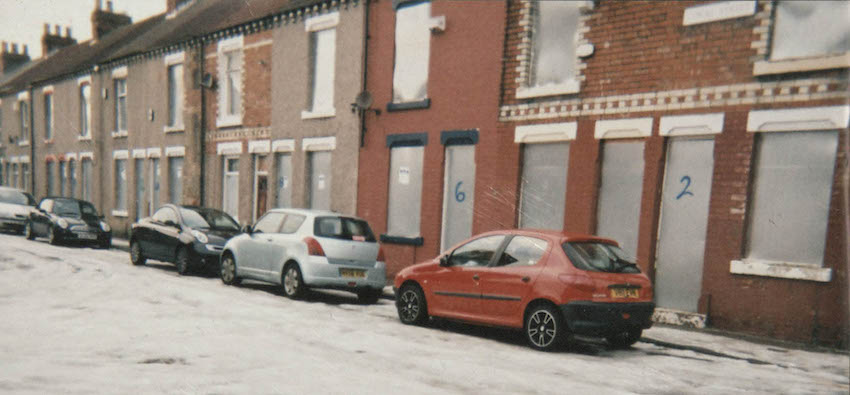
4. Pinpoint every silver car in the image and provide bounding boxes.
[220,209,387,303]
